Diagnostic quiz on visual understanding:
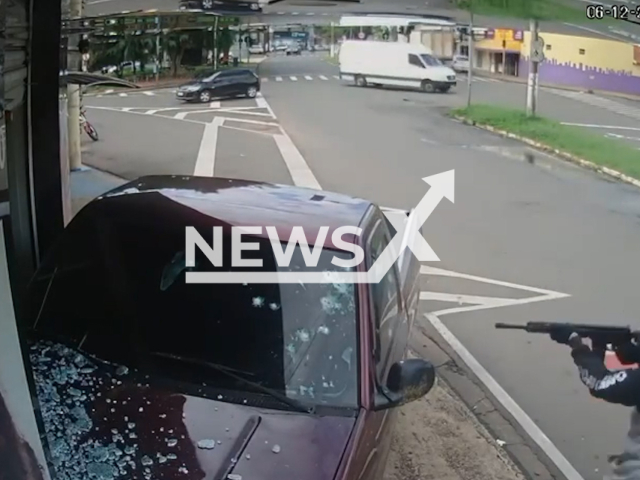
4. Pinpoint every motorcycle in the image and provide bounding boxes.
[80,108,99,141]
